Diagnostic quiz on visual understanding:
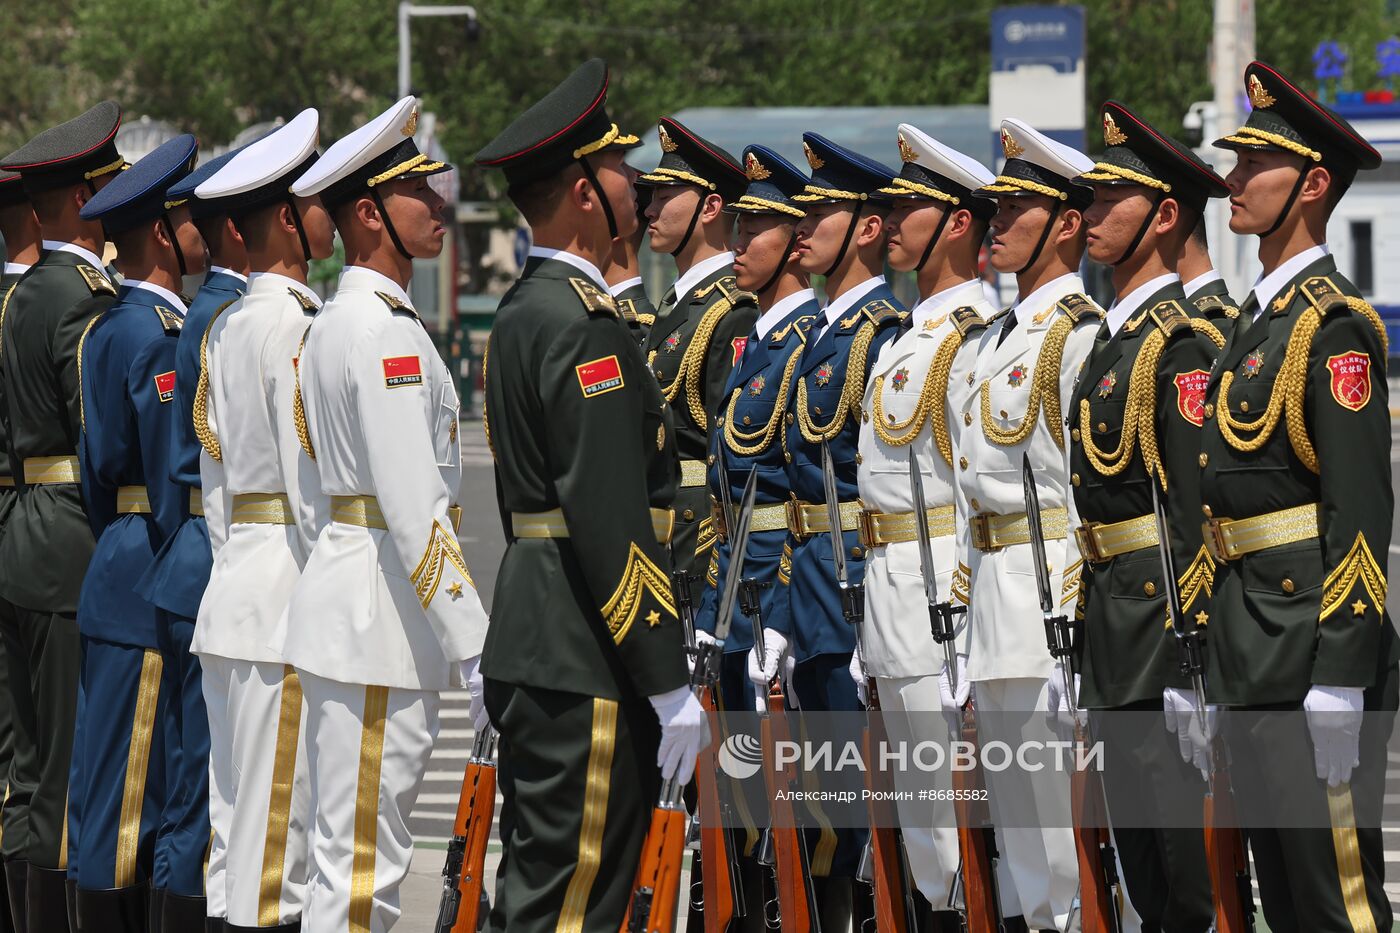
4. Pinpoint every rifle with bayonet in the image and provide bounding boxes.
[623,468,760,933]
[435,726,498,933]
[820,442,915,933]
[1021,454,1121,933]
[1148,479,1254,933]
[907,451,1001,932]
